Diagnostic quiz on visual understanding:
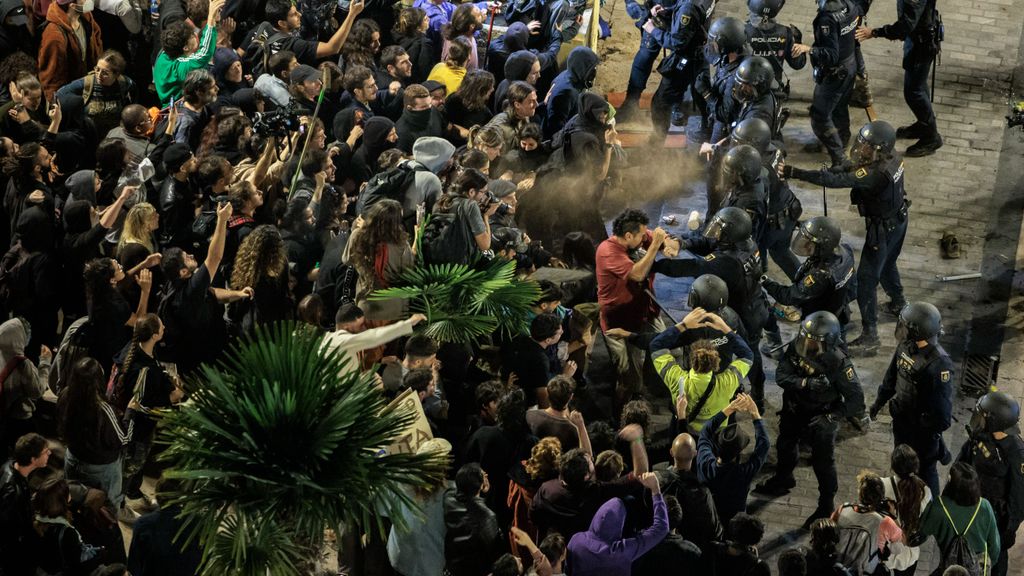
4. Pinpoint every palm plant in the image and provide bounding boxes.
[158,322,448,576]
[370,256,540,344]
